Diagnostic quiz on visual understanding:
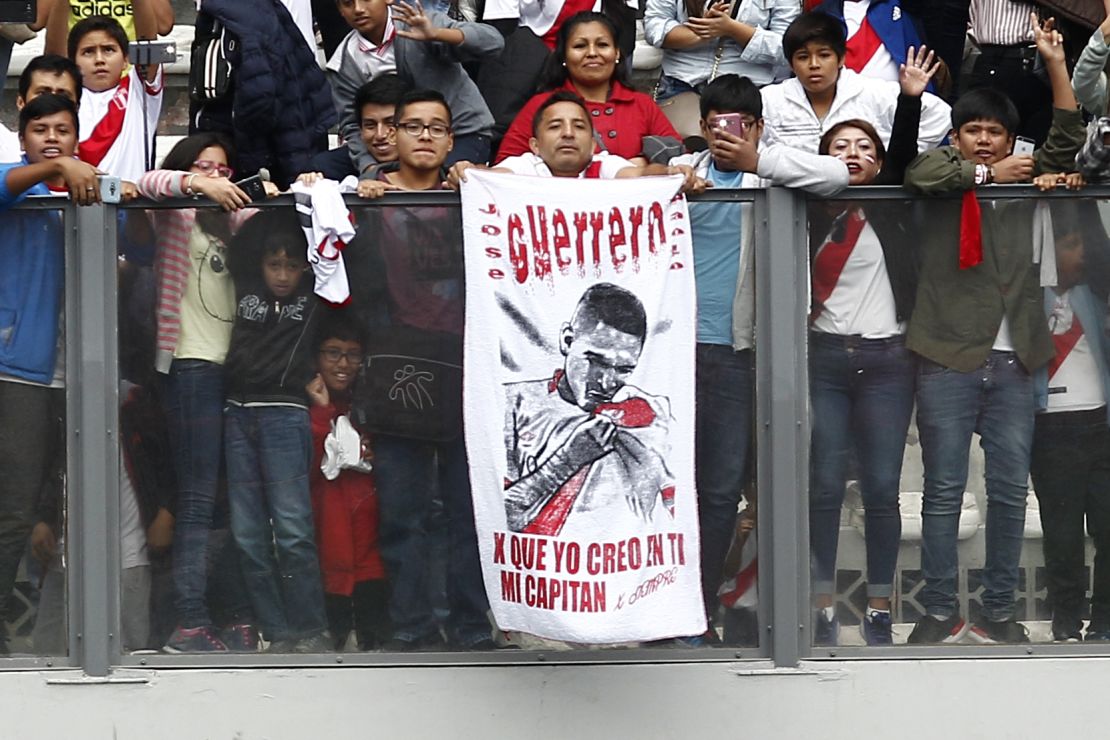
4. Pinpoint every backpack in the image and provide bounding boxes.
[189,13,236,103]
